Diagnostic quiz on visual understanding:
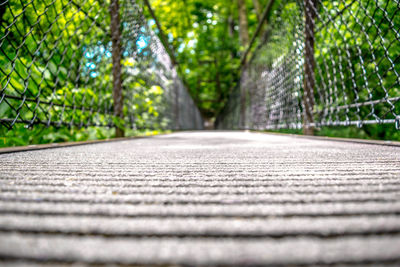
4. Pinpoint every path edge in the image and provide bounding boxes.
[0,132,172,155]
[250,130,400,148]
